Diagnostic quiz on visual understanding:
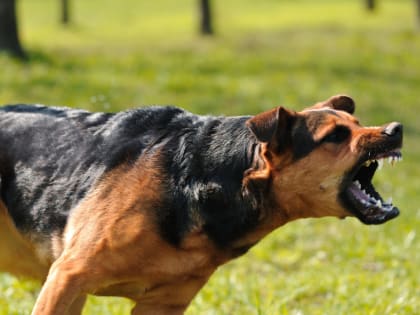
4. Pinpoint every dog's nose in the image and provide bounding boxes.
[382,122,403,137]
